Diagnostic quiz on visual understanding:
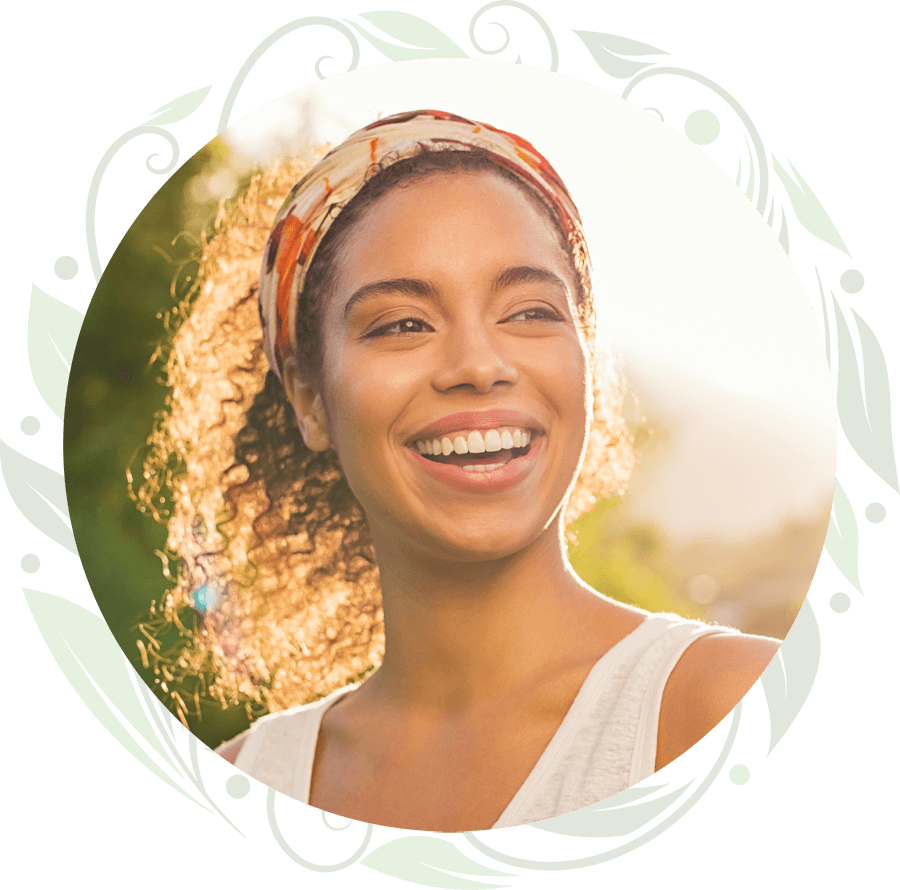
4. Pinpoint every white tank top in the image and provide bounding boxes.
[224,612,729,827]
